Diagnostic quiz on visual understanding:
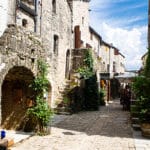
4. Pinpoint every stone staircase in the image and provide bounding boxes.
[54,75,79,115]
[130,99,141,131]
